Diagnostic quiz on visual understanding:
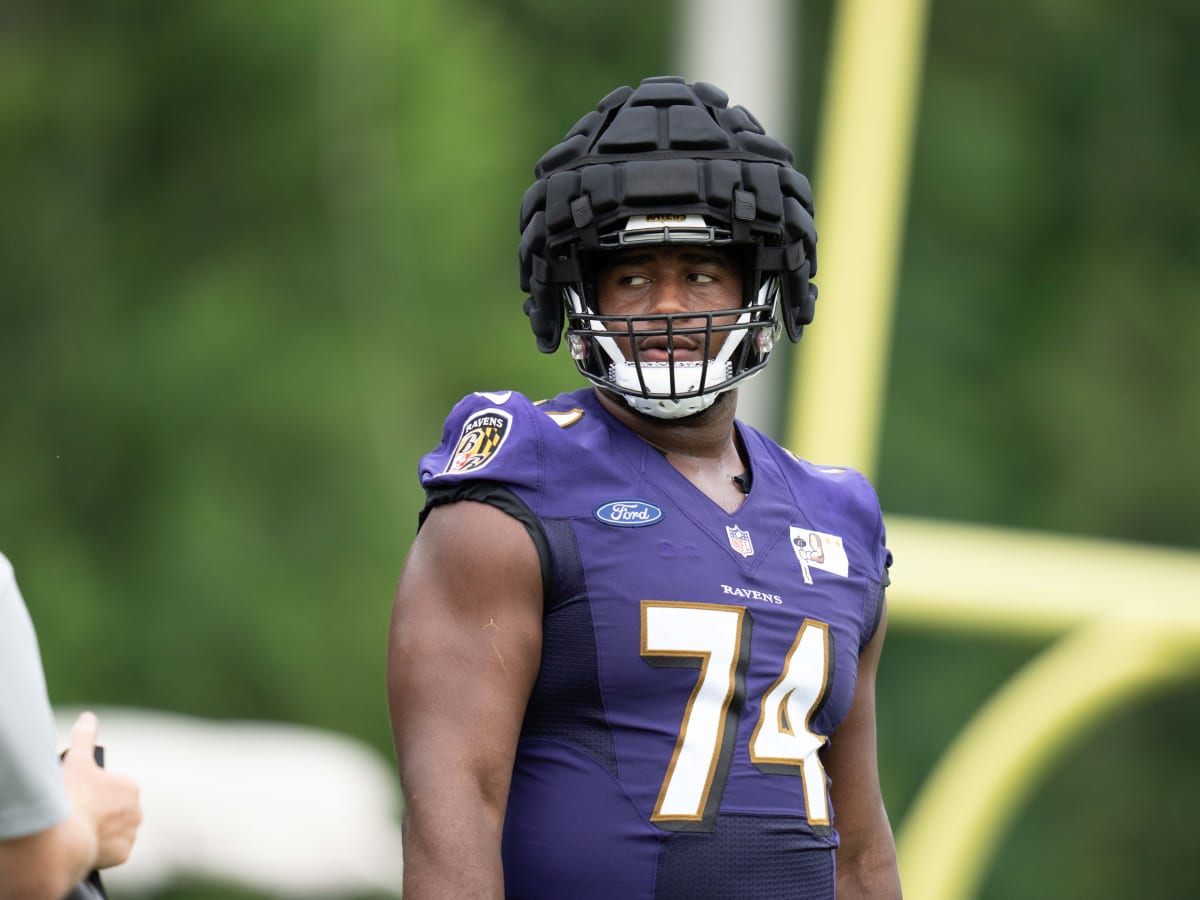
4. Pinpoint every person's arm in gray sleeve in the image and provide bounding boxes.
[0,553,142,900]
